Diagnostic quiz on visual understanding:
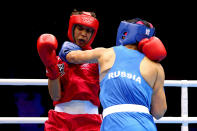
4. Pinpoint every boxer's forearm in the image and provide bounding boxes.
[67,47,107,64]
[48,77,61,101]
[66,50,98,64]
